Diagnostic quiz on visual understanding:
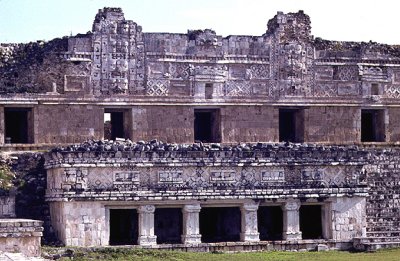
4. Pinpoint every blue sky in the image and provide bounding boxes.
[0,0,399,44]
